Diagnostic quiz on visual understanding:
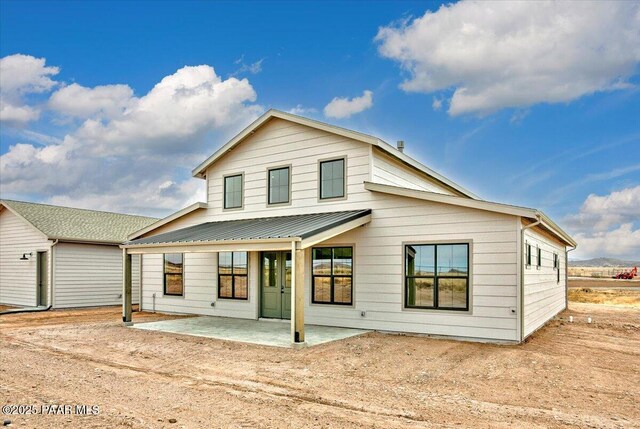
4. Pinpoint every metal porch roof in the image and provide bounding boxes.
[125,209,372,246]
